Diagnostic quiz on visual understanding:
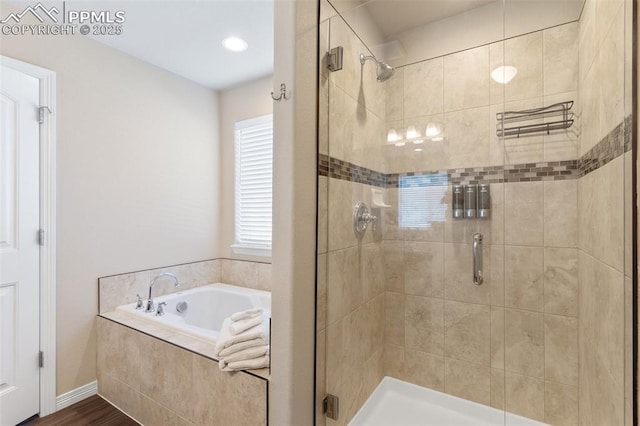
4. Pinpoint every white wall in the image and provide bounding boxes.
[218,76,274,260]
[270,0,318,424]
[0,34,220,394]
